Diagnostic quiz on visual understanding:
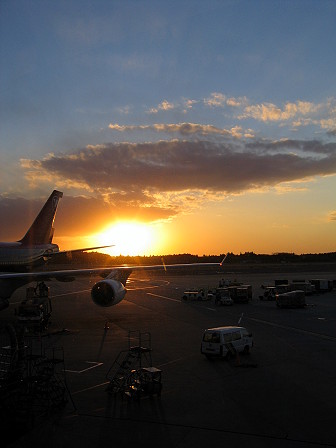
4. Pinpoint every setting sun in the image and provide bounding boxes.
[94,222,156,256]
